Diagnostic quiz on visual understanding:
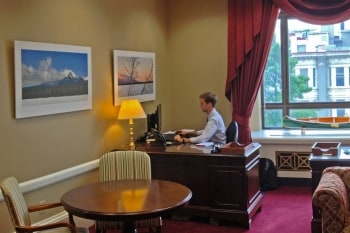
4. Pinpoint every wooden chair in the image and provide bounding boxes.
[0,176,88,233]
[95,150,162,233]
